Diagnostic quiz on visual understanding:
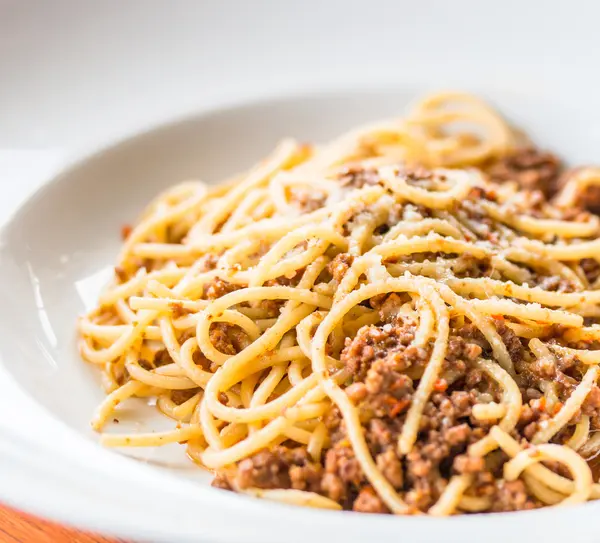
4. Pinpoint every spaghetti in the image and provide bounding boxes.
[79,92,600,515]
